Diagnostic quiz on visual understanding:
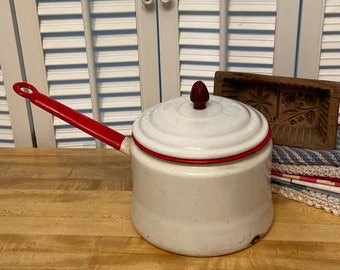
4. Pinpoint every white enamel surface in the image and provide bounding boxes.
[119,136,131,156]
[132,95,269,159]
[130,140,274,257]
